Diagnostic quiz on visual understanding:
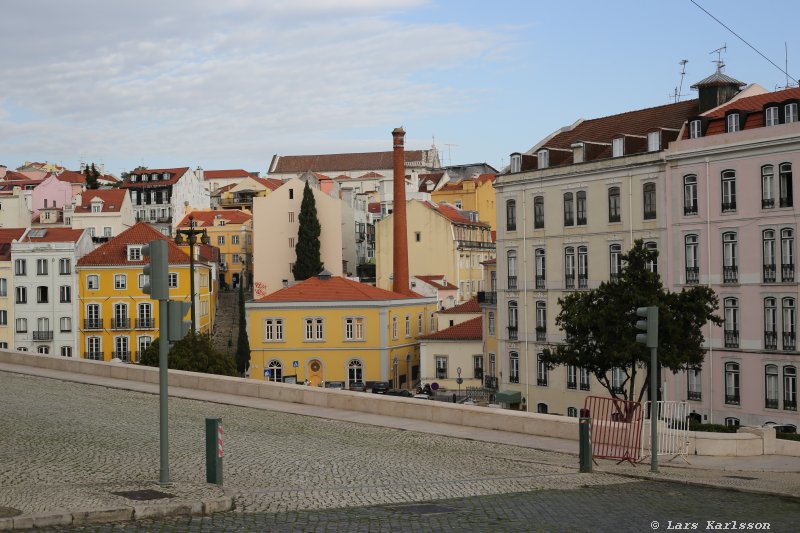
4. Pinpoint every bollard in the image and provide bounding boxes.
[205,418,223,485]
[579,415,592,473]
